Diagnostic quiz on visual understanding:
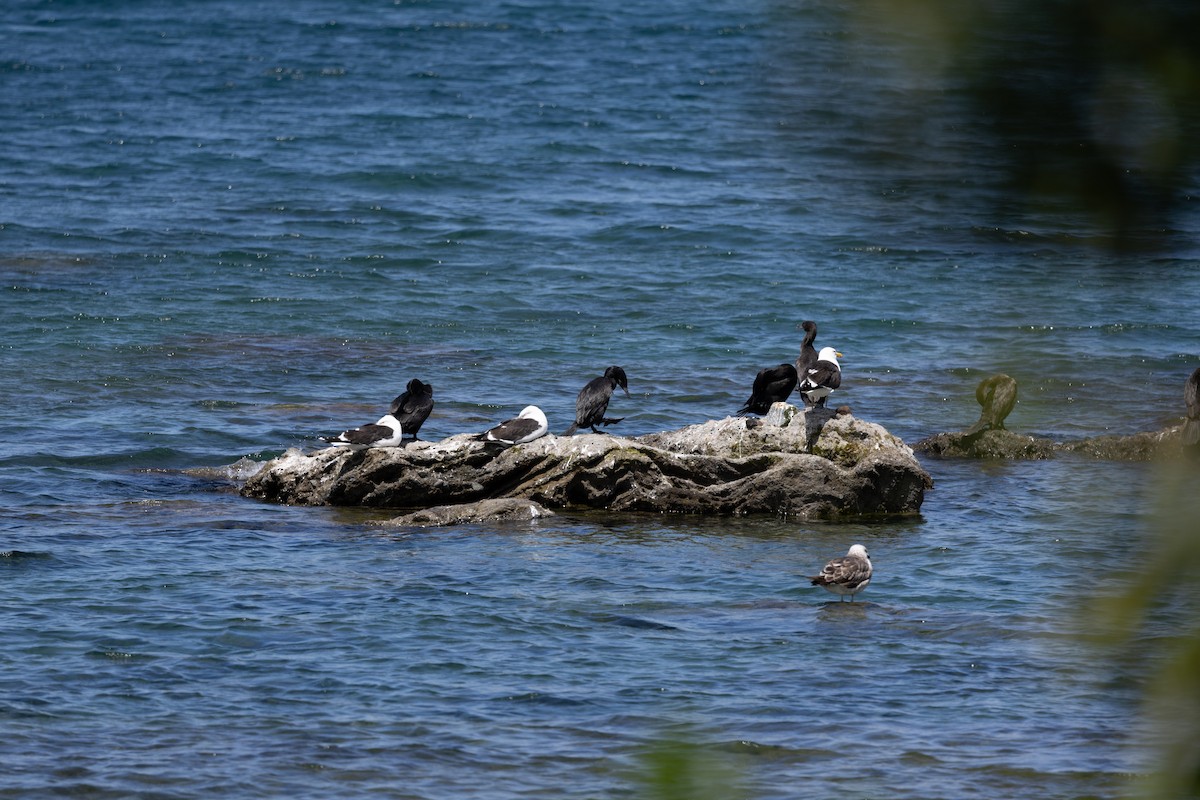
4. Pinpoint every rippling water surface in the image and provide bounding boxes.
[3,1,1198,797]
